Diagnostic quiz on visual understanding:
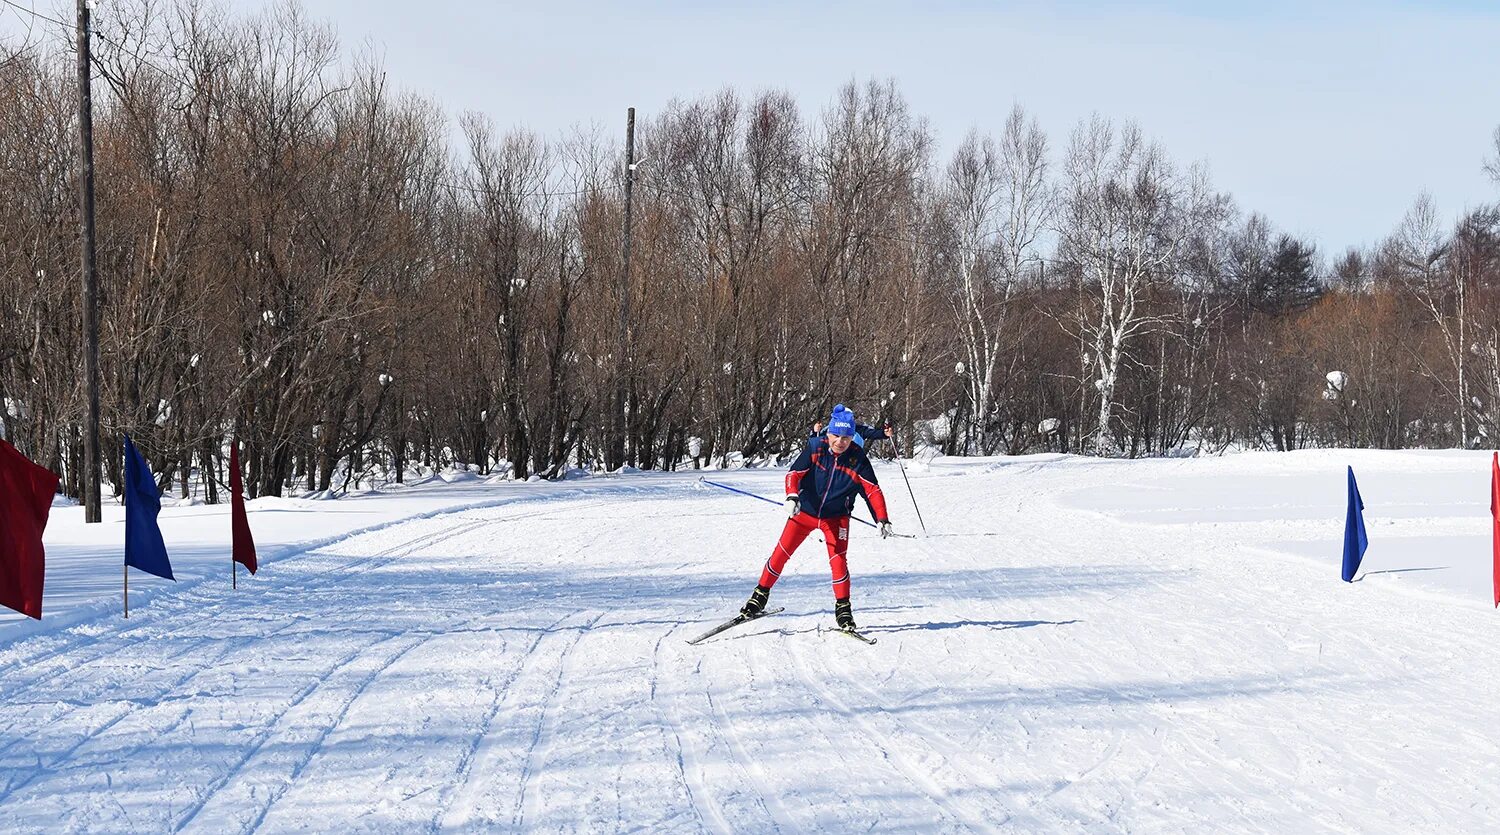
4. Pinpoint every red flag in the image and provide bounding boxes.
[1491,451,1498,608]
[230,443,257,574]
[0,440,60,619]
